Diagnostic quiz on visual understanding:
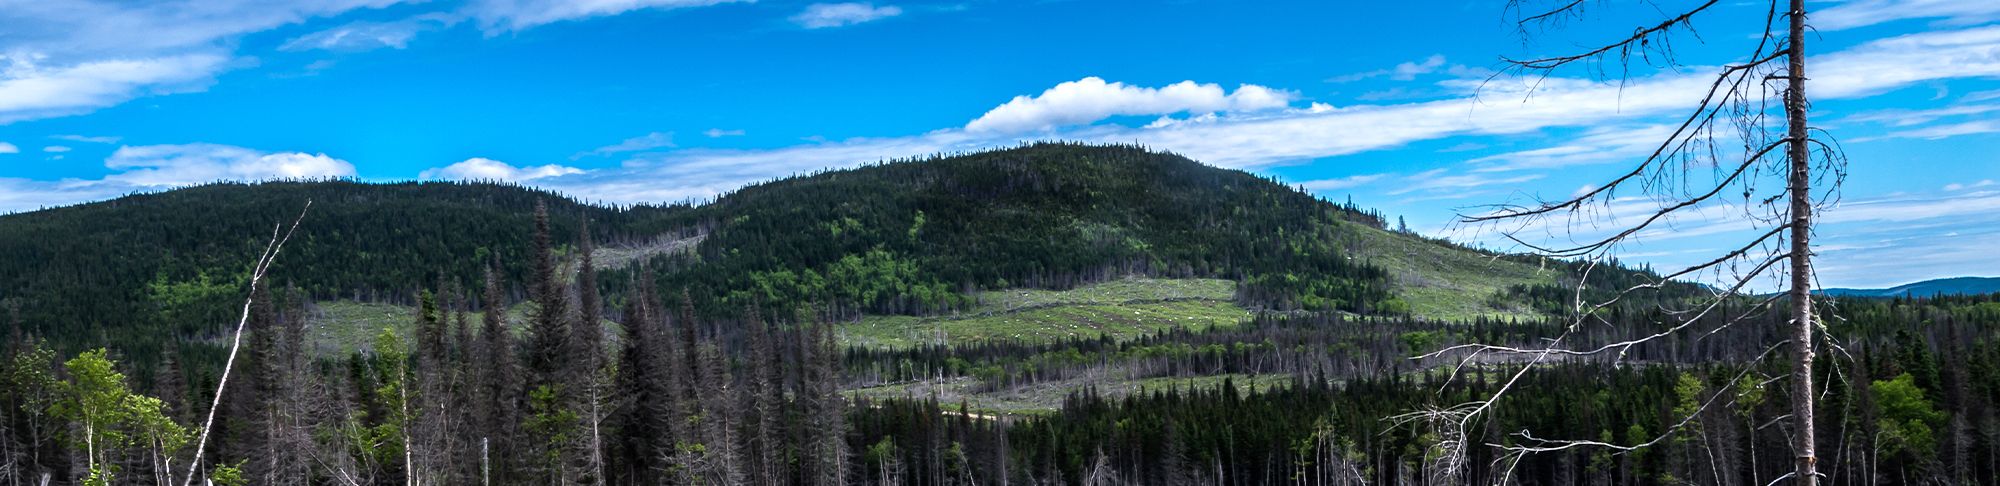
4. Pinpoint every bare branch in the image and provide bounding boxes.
[181,201,313,486]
